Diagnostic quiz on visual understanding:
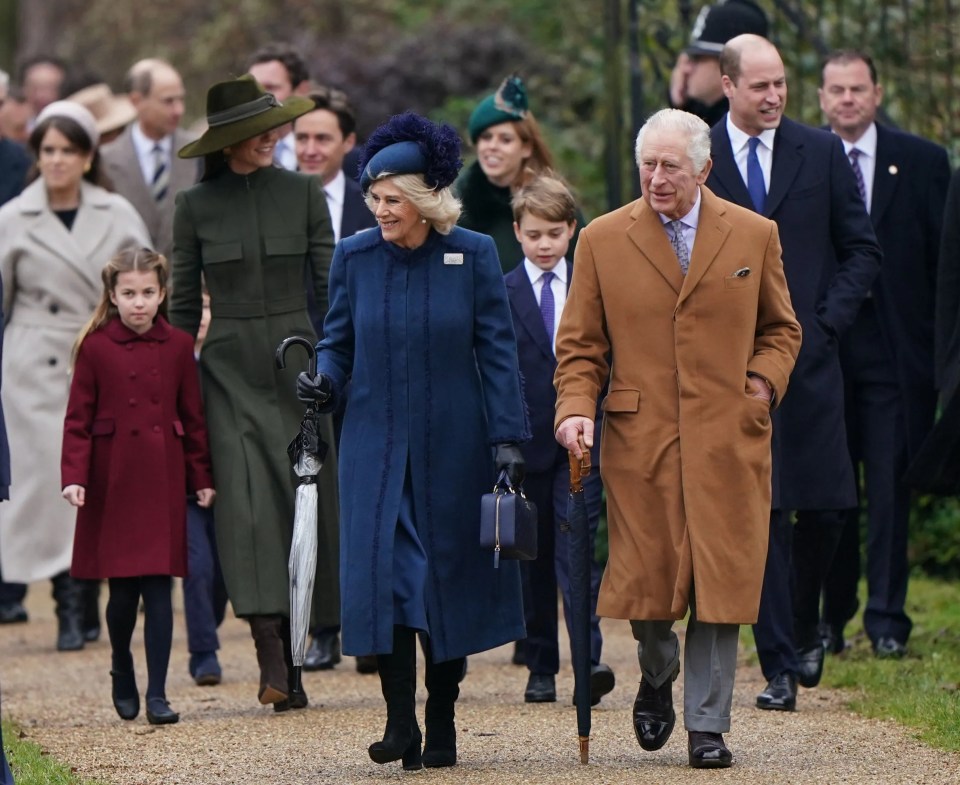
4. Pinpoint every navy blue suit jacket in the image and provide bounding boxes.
[856,123,948,457]
[341,175,377,239]
[708,116,882,510]
[0,139,30,208]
